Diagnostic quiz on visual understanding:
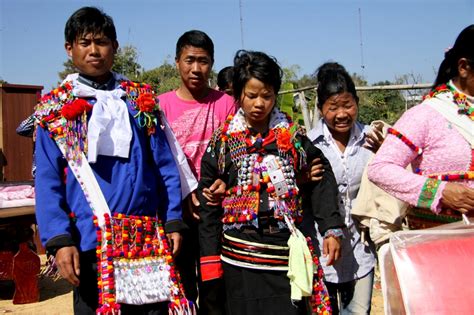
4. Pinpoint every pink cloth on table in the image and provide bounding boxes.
[368,100,473,213]
[0,185,35,200]
[390,229,474,313]
[158,90,236,179]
